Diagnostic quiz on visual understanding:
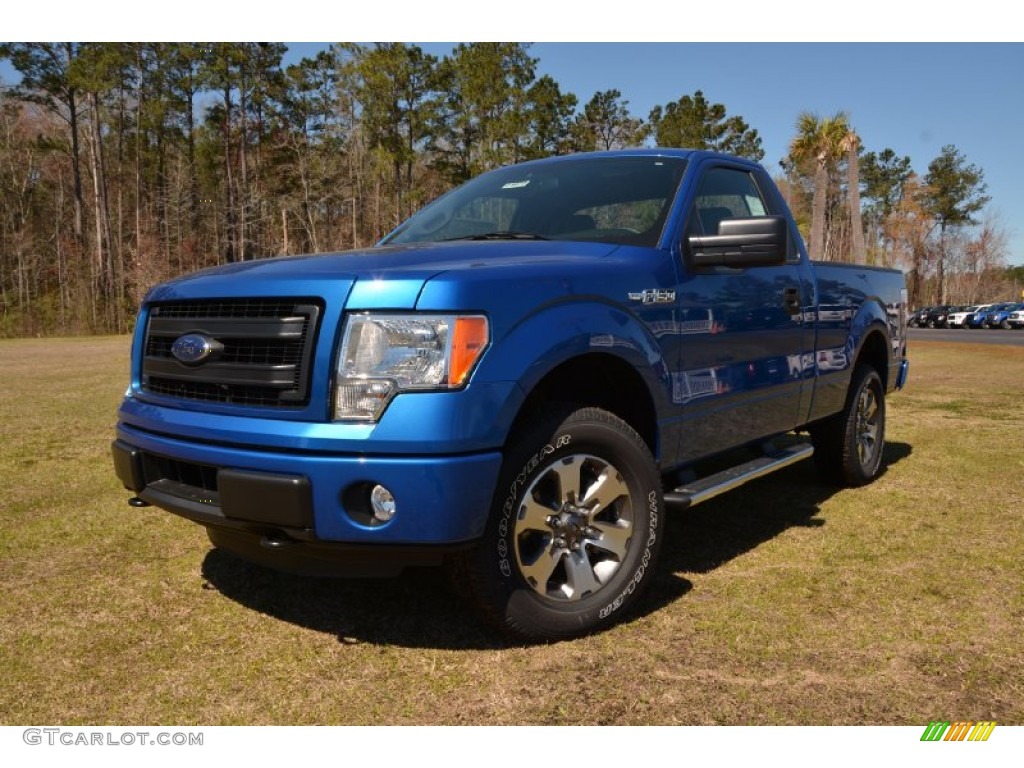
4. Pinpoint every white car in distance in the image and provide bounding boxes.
[1006,307,1024,329]
[947,305,984,328]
